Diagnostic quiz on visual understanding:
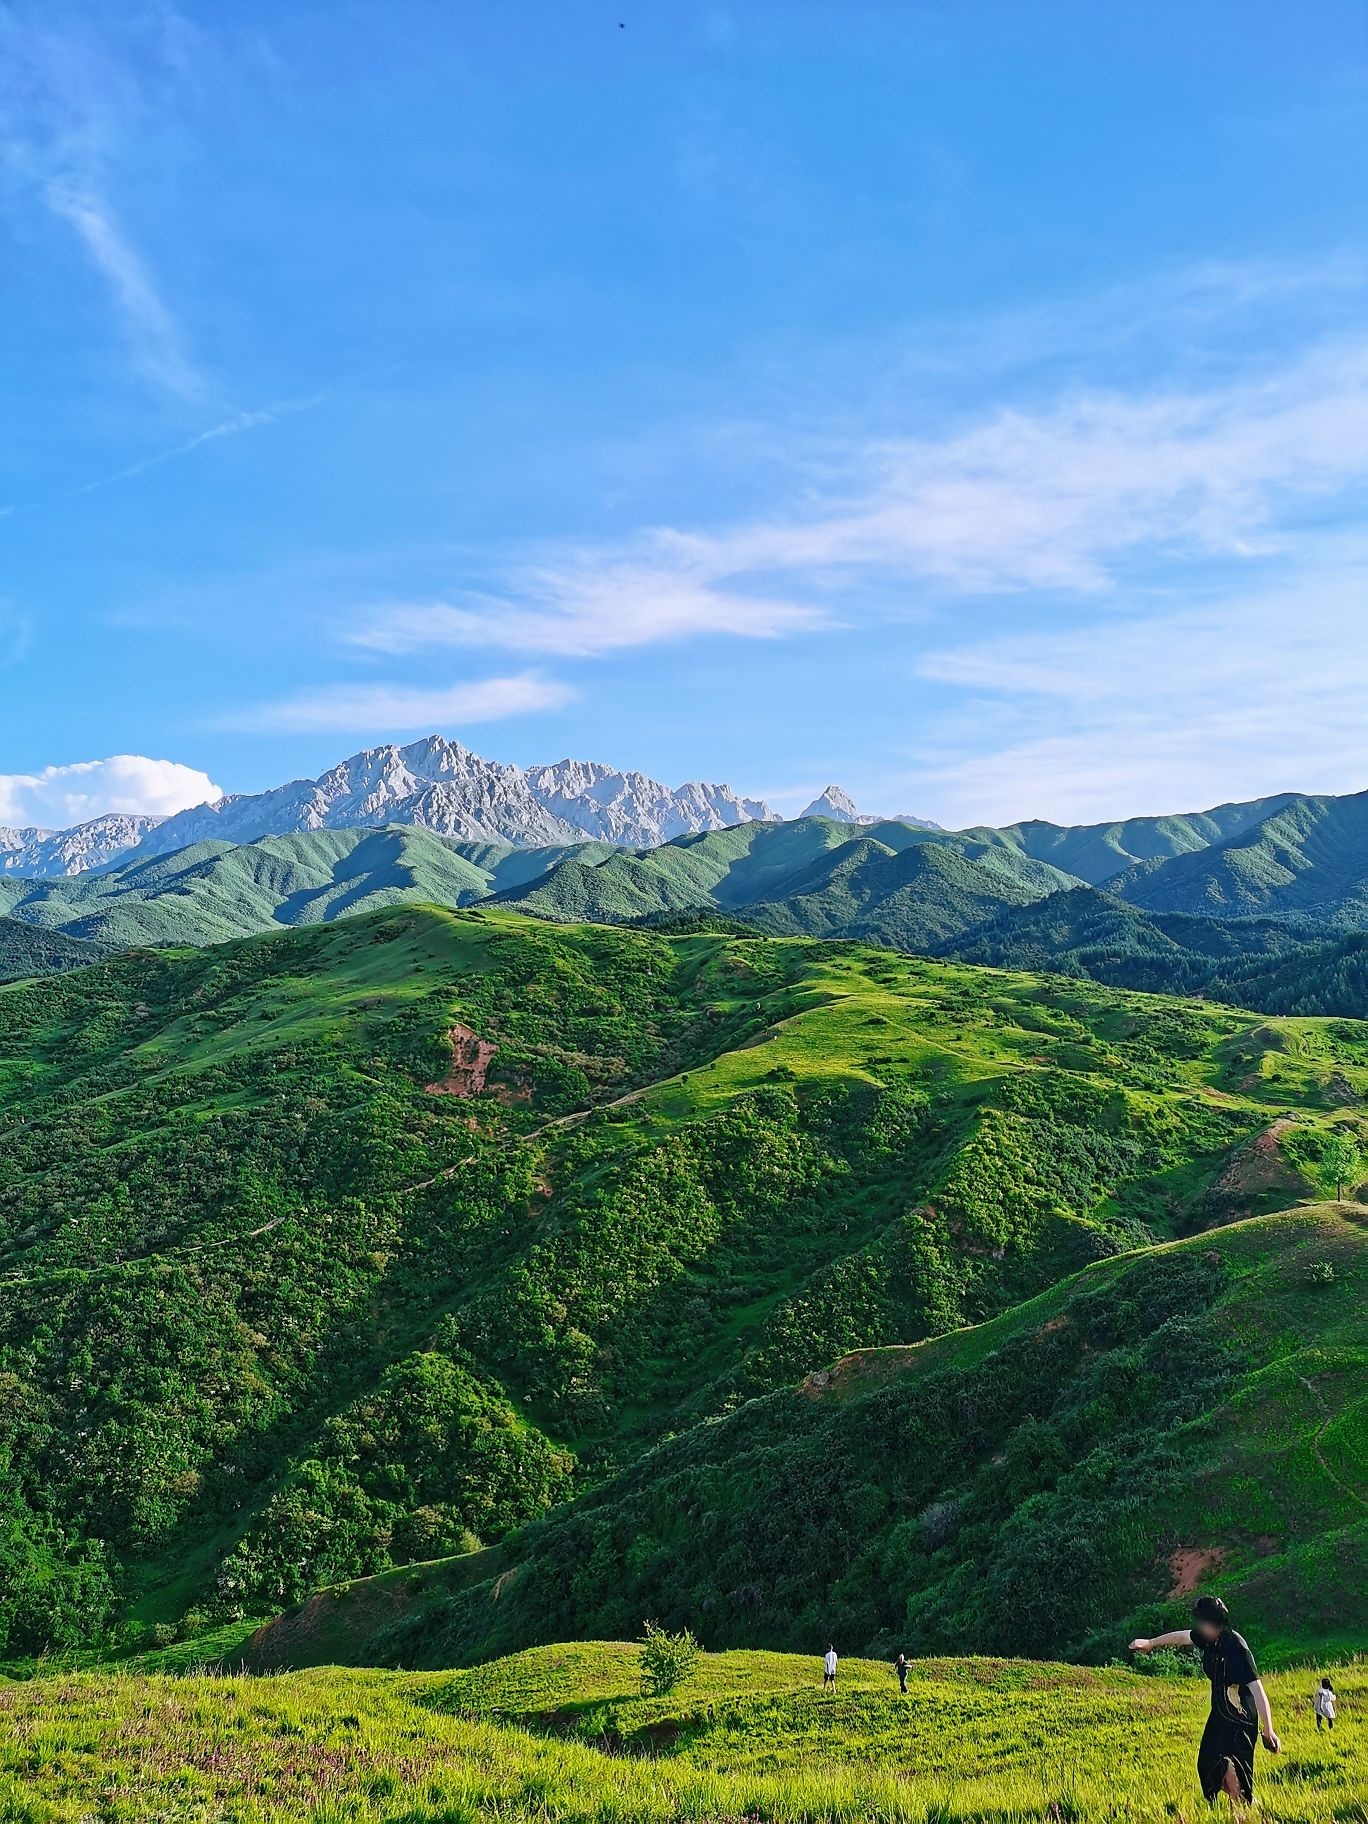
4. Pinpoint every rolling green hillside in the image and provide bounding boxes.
[502,818,1080,944]
[0,825,610,949]
[253,1205,1366,1674]
[960,793,1301,885]
[945,888,1368,1015]
[740,838,1094,947]
[0,914,113,981]
[2,904,1365,1659]
[3,1649,1362,1823]
[1114,789,1368,924]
